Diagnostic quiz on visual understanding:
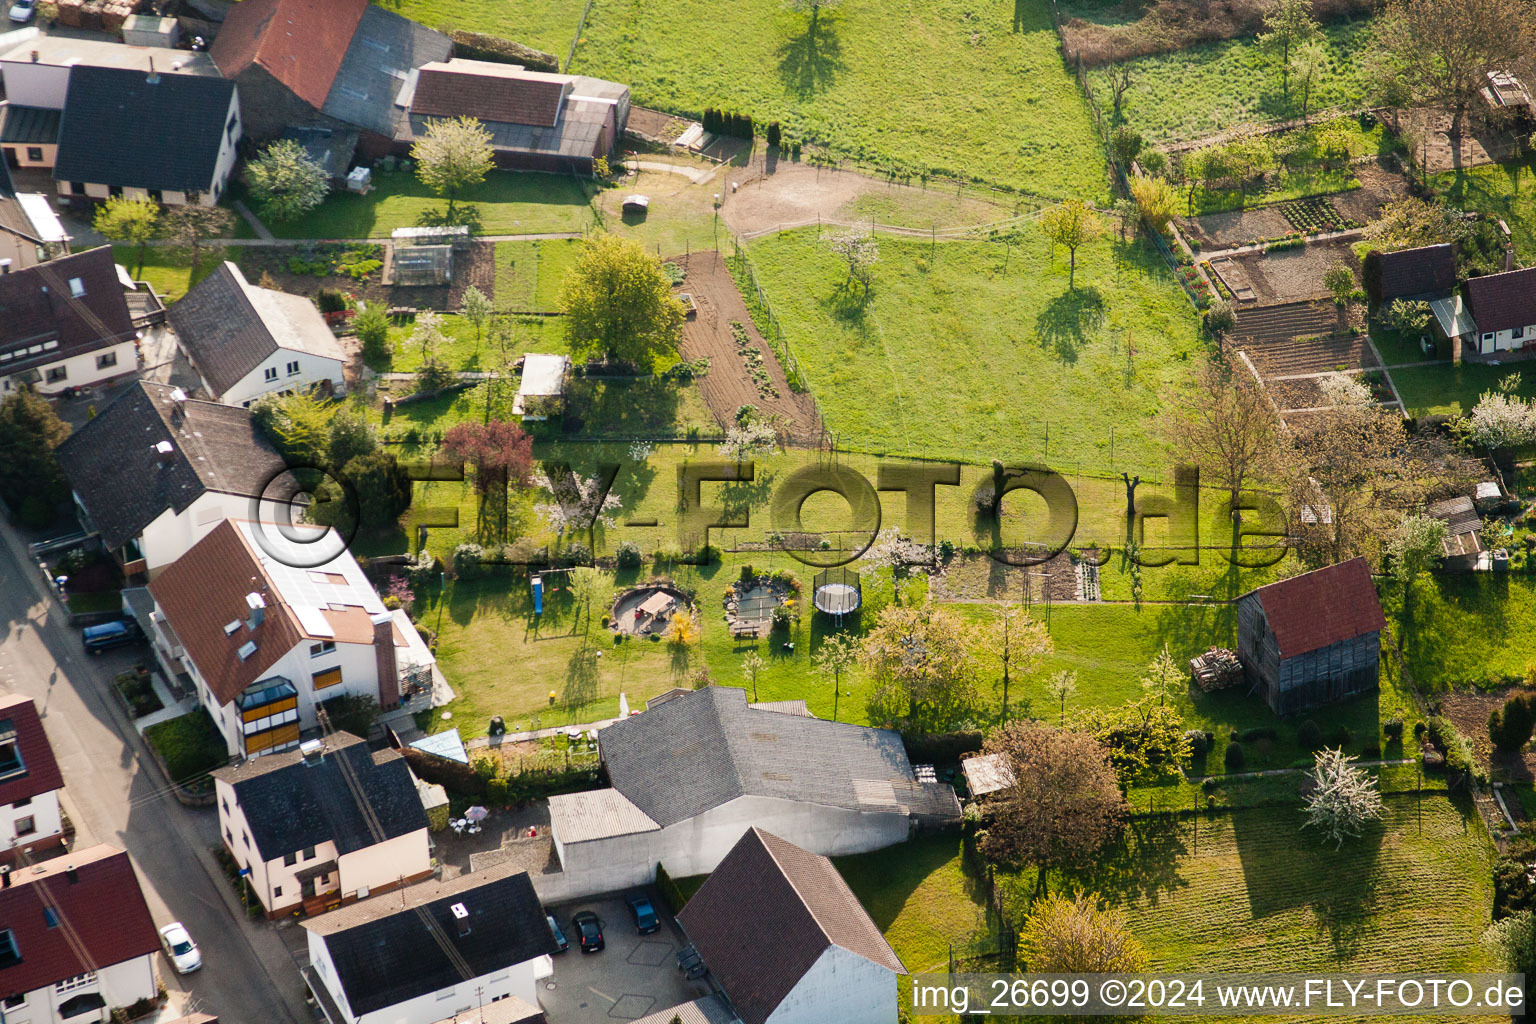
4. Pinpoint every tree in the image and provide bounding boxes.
[741,650,765,702]
[982,606,1051,719]
[162,205,234,273]
[1161,358,1279,532]
[1301,748,1383,849]
[1038,199,1102,290]
[93,198,159,278]
[1107,62,1134,121]
[0,388,70,528]
[244,139,329,223]
[251,391,333,465]
[975,722,1128,875]
[664,610,700,647]
[1110,125,1142,169]
[1489,693,1536,752]
[460,285,493,343]
[1258,0,1321,99]
[1323,261,1355,305]
[1021,894,1147,973]
[411,116,495,219]
[1363,198,1469,253]
[1139,644,1184,707]
[1381,0,1536,135]
[1111,197,1138,242]
[532,468,622,541]
[560,233,686,368]
[1046,669,1077,725]
[782,0,841,25]
[1385,512,1446,583]
[568,567,605,637]
[1379,298,1433,336]
[1078,697,1193,789]
[1128,175,1177,233]
[1484,911,1536,975]
[825,229,879,297]
[813,632,859,722]
[1289,38,1327,120]
[320,693,380,739]
[334,450,412,530]
[354,305,391,365]
[327,411,377,470]
[861,604,980,732]
[411,311,447,365]
[1468,377,1536,451]
[716,419,778,464]
[440,420,534,495]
